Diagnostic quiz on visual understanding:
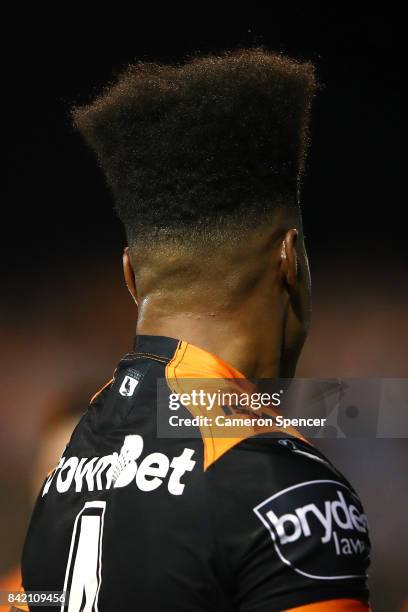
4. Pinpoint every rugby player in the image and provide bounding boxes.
[20,49,371,611]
